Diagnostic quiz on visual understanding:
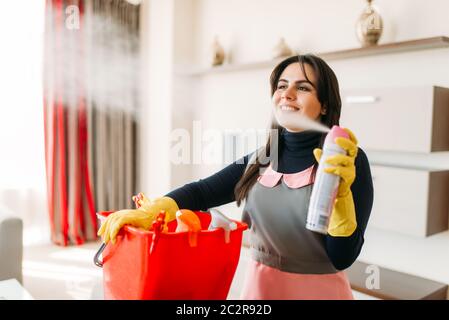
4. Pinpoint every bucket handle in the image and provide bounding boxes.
[93,243,106,268]
[93,211,166,268]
